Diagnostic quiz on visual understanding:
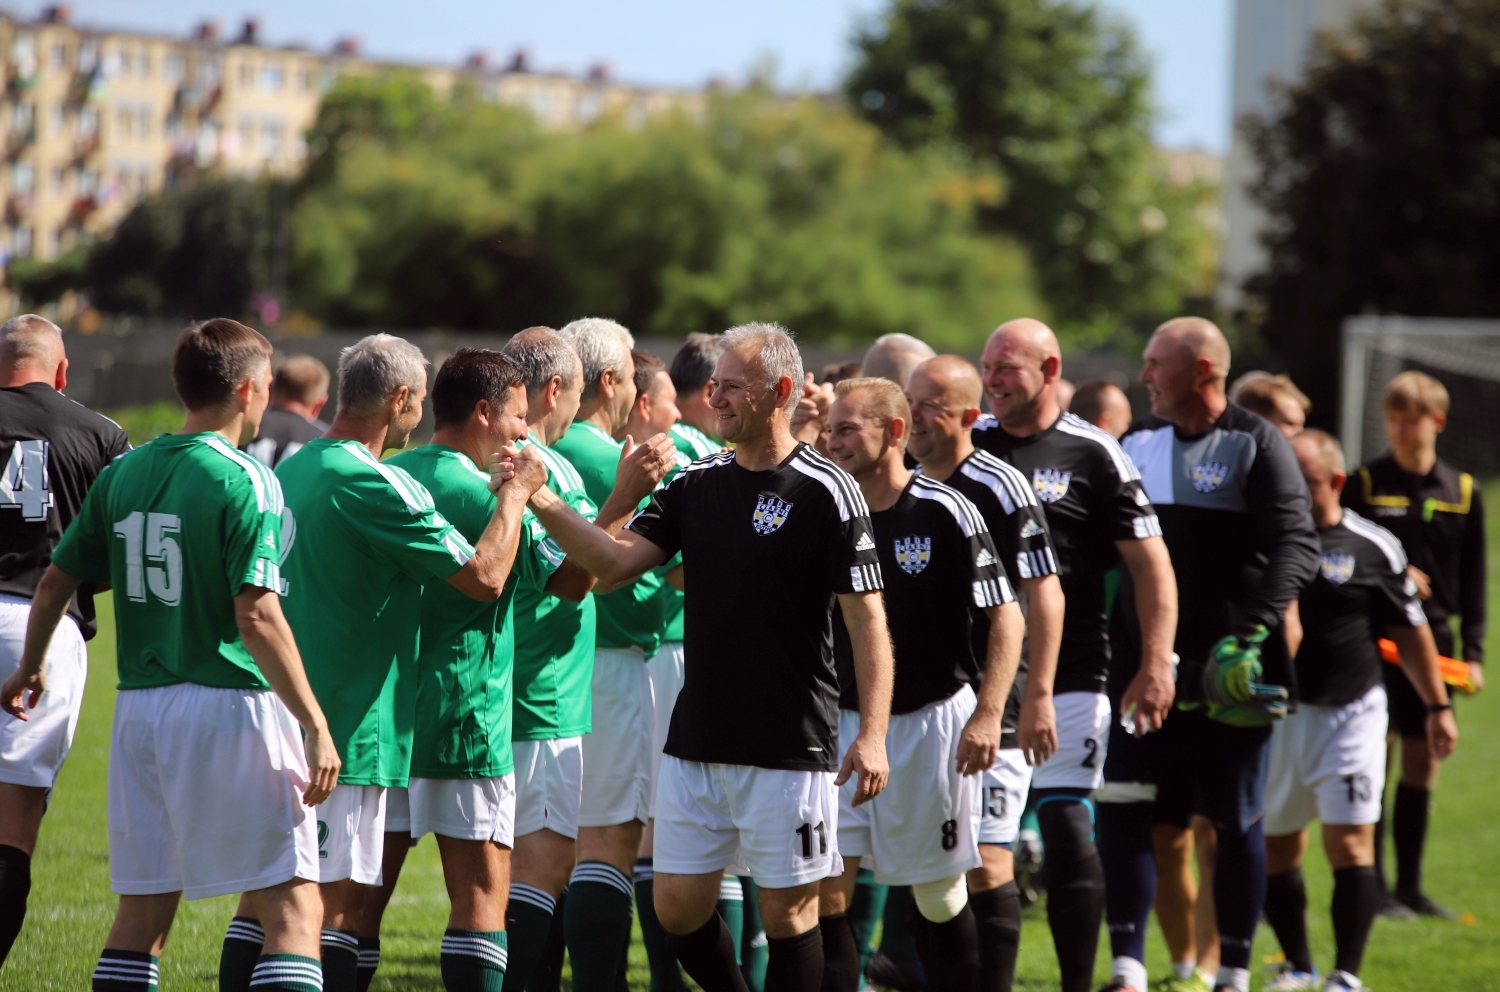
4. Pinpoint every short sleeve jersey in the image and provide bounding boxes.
[1341,455,1485,662]
[243,407,327,468]
[627,443,883,772]
[0,382,131,639]
[276,438,475,787]
[388,445,561,779]
[972,411,1161,694]
[1117,404,1320,702]
[835,475,1012,715]
[659,423,723,644]
[512,433,598,740]
[1297,509,1426,707]
[933,449,1059,747]
[52,432,283,689]
[554,421,669,656]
